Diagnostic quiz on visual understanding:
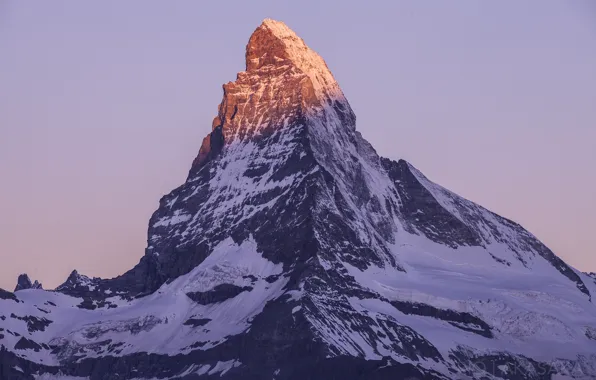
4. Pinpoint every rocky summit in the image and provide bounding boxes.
[13,275,42,292]
[1,19,596,380]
